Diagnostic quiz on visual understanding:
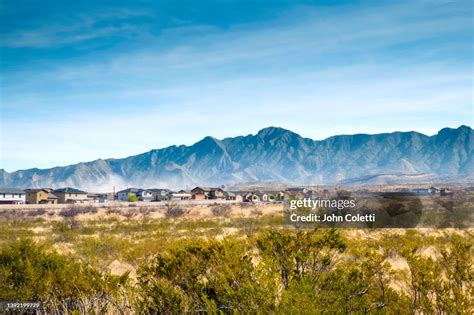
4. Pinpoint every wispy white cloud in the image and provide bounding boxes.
[1,7,152,48]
